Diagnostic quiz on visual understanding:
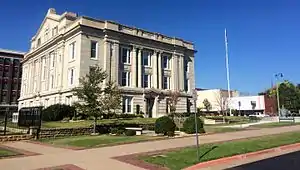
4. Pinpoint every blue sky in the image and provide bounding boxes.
[1,0,299,94]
